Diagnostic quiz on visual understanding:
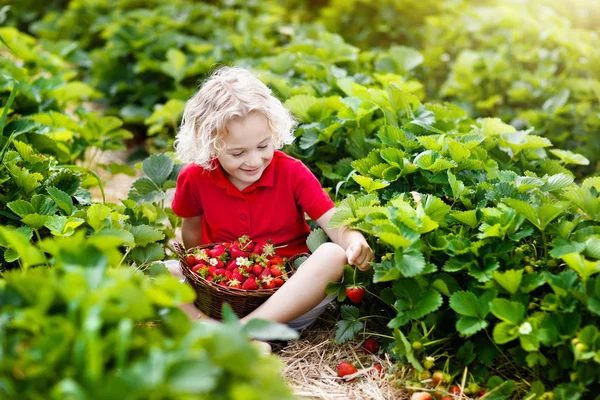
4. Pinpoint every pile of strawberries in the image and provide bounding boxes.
[184,235,289,291]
